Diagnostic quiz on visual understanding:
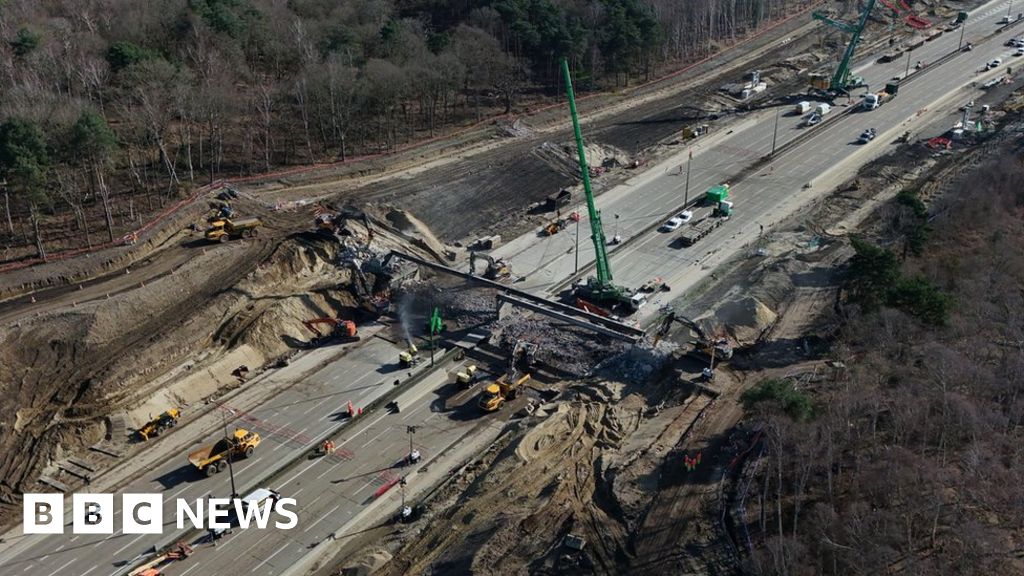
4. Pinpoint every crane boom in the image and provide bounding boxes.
[561,58,612,285]
[813,0,877,92]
